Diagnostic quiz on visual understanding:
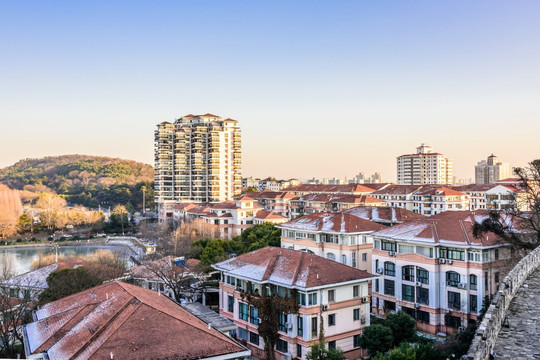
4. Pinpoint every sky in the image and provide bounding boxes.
[1,1,539,182]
